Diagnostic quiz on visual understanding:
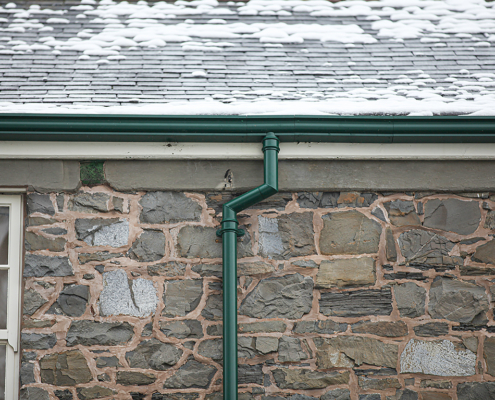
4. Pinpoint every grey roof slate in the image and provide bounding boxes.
[0,0,494,114]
